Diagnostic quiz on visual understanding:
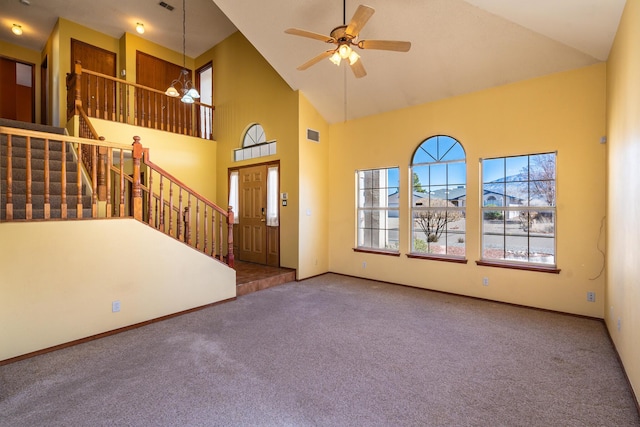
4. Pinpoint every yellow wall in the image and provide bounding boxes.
[90,118,217,202]
[0,41,42,124]
[298,93,330,278]
[328,64,607,317]
[606,0,640,404]
[201,32,300,271]
[0,219,235,362]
